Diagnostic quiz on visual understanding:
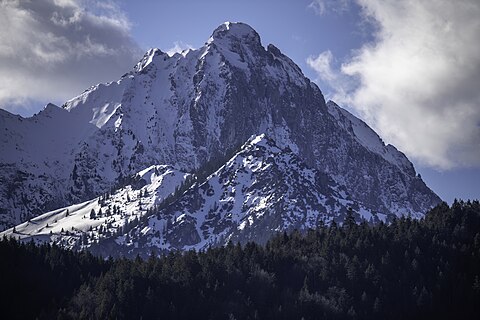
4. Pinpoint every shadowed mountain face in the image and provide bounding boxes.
[0,22,440,252]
